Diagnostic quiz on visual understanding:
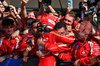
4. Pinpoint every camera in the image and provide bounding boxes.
[42,0,51,6]
[89,0,99,5]
[4,6,10,12]
[84,6,97,15]
[79,1,90,10]
[79,0,99,11]
[83,0,99,15]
